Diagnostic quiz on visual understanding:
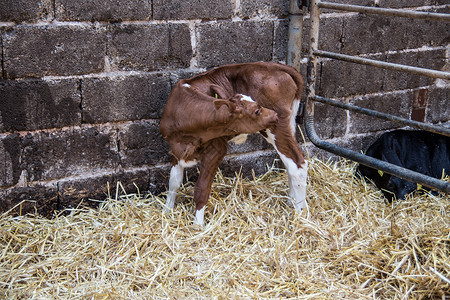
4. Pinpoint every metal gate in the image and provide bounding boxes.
[303,0,450,194]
